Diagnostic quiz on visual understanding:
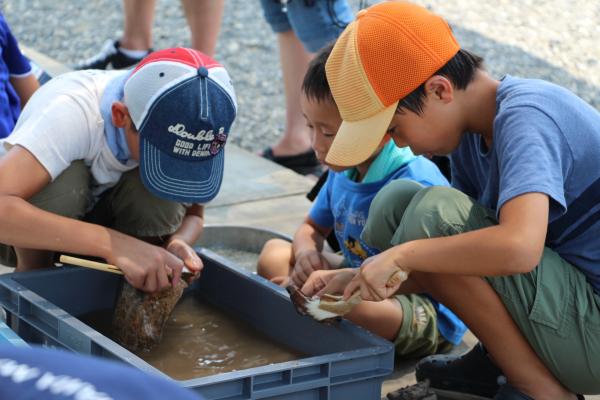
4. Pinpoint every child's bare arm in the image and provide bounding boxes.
[0,146,184,292]
[290,217,332,286]
[165,204,204,274]
[292,217,330,257]
[9,75,40,109]
[345,192,549,300]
